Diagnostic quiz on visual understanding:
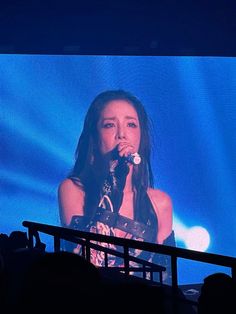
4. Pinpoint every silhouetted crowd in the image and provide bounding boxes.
[0,231,235,314]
